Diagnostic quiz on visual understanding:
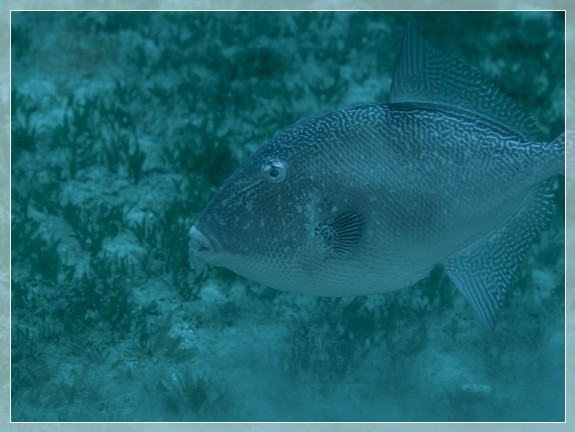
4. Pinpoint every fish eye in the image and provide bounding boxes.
[261,159,287,183]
